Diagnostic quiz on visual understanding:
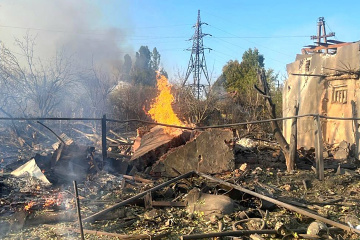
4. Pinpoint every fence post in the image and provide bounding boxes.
[288,104,298,171]
[351,101,360,160]
[101,114,107,167]
[314,114,324,180]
